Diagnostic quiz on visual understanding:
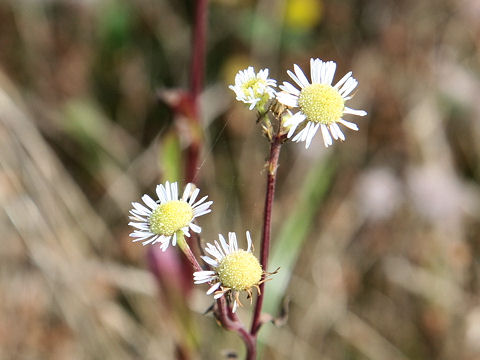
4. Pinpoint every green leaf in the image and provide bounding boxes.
[160,131,182,182]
